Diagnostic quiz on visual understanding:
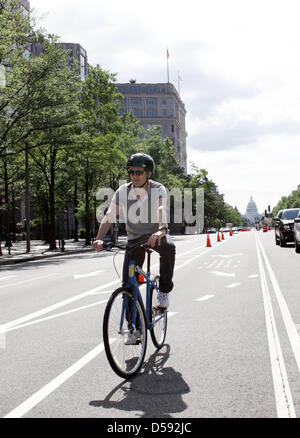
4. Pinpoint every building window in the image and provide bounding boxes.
[146,99,157,105]
[162,99,167,104]
[161,109,167,116]
[80,53,85,81]
[131,99,141,105]
[147,109,156,117]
